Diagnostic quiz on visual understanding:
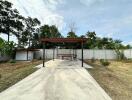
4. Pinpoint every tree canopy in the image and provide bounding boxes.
[0,0,131,50]
[0,0,24,42]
